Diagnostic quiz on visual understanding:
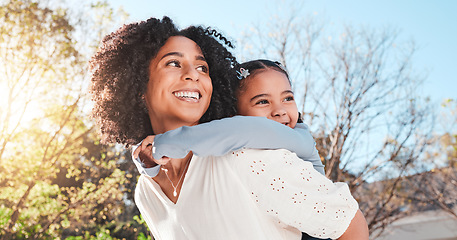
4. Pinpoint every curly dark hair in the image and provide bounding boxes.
[89,17,238,146]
